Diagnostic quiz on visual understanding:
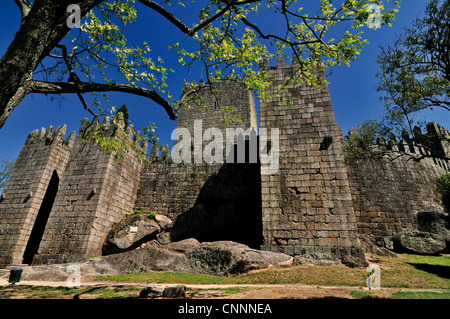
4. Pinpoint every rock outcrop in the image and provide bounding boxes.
[392,231,446,254]
[18,239,293,281]
[102,214,173,255]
